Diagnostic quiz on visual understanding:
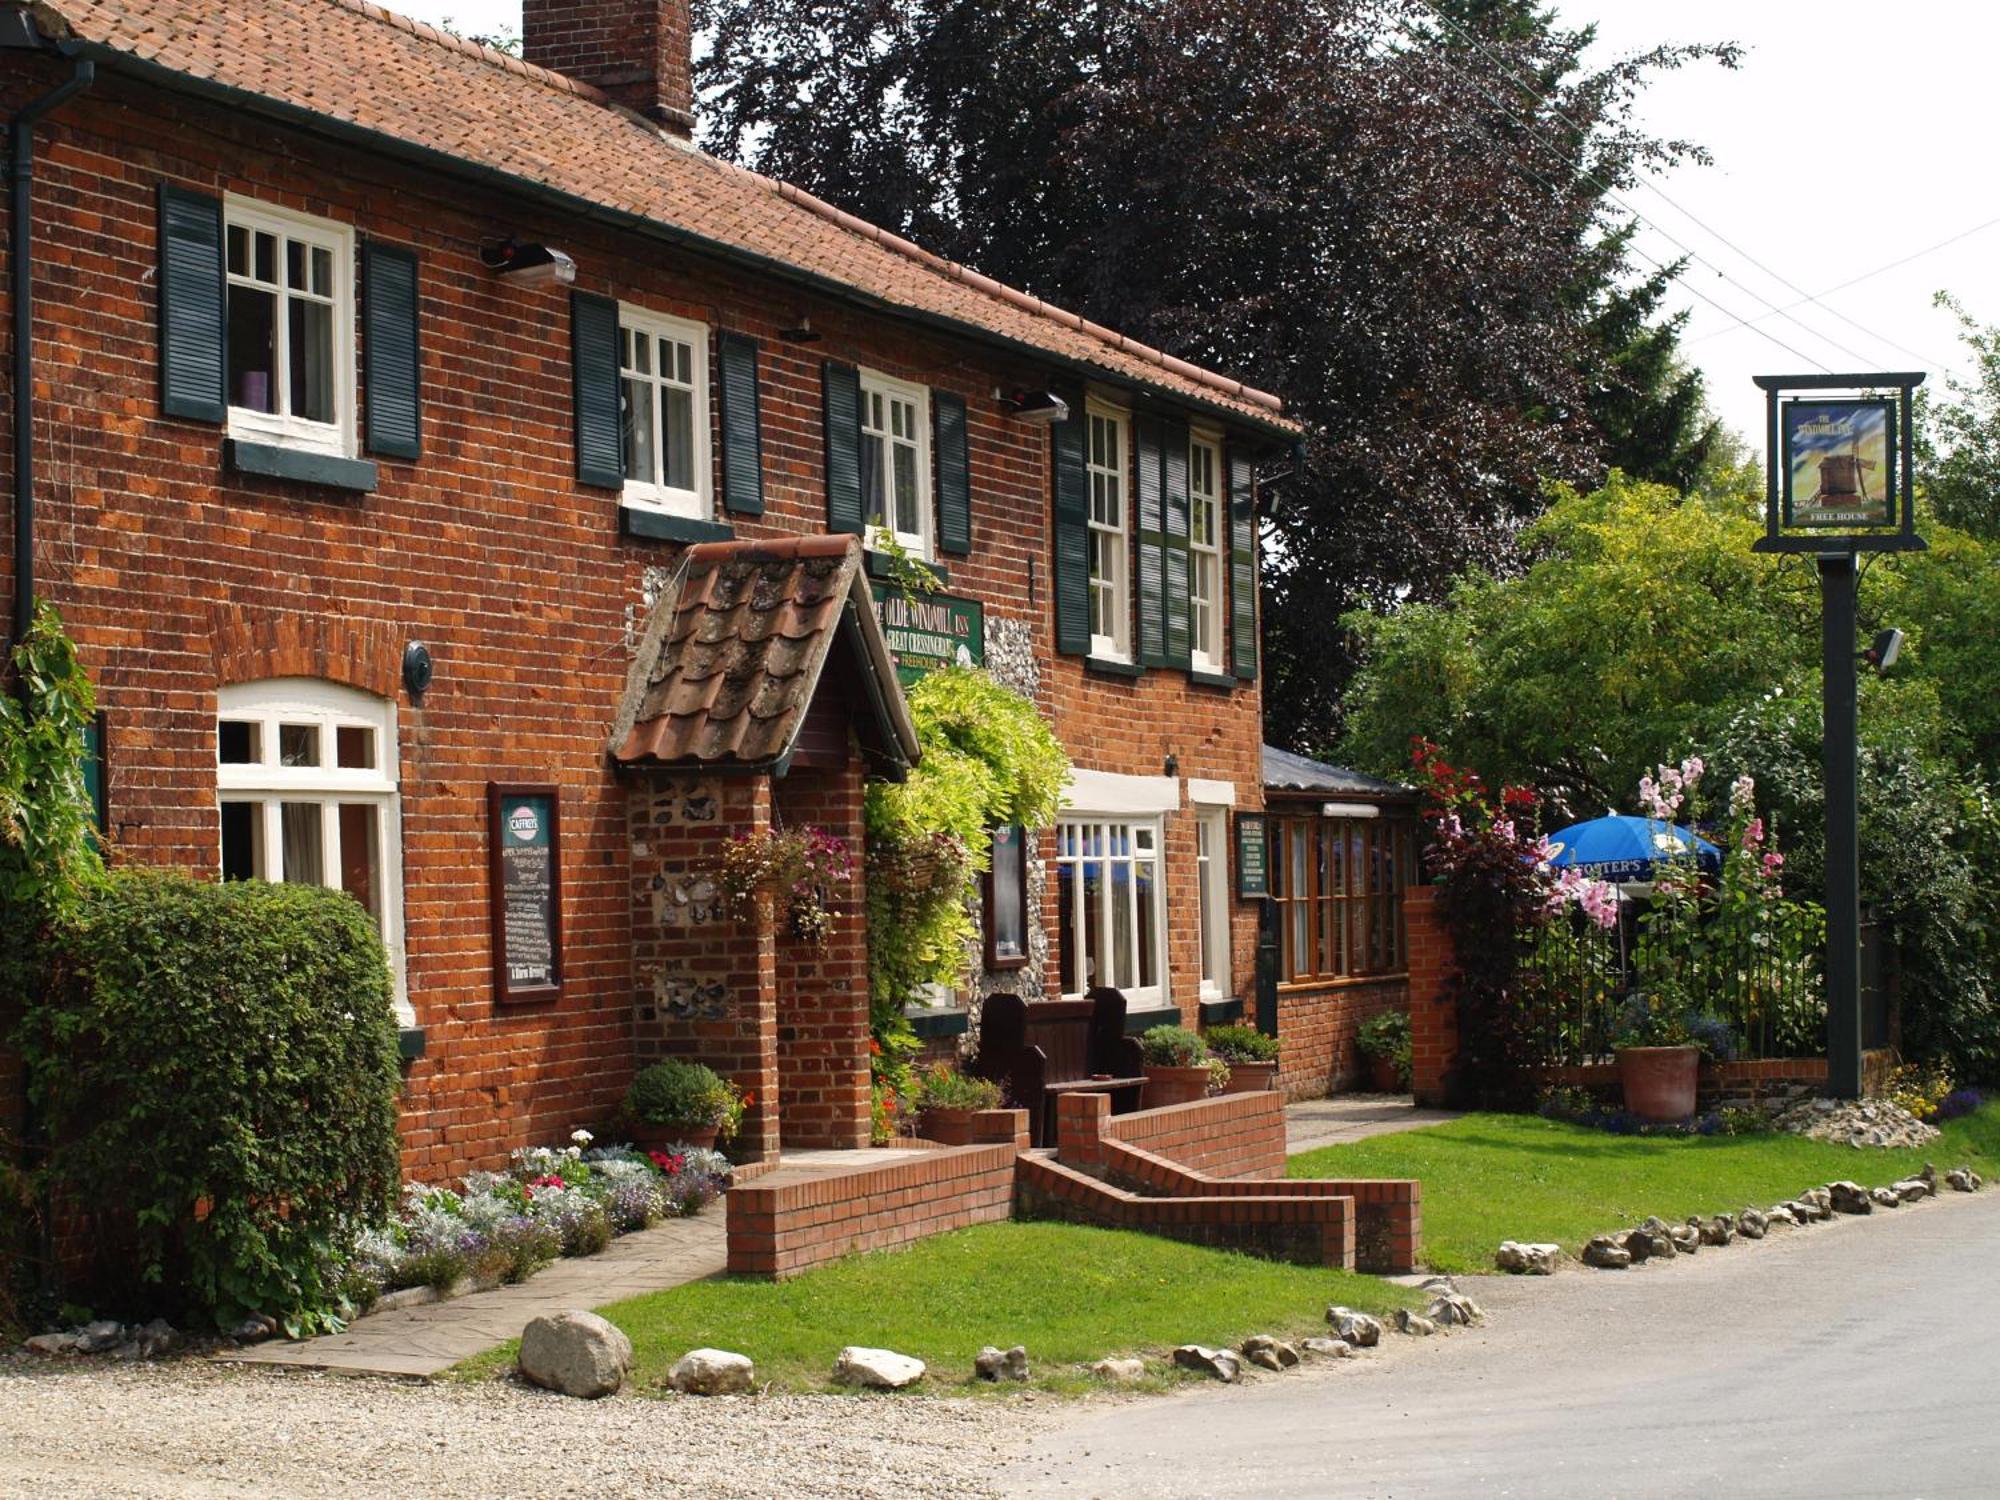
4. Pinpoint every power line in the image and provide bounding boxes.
[1358,32,1835,372]
[1401,1,1924,373]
